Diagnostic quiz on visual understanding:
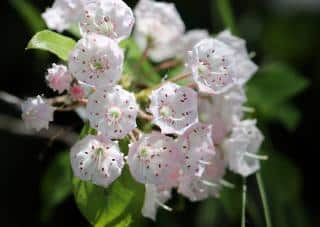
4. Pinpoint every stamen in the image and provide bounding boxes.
[156,200,172,212]
[198,160,211,165]
[244,152,268,160]
[201,180,218,187]
[219,179,235,189]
